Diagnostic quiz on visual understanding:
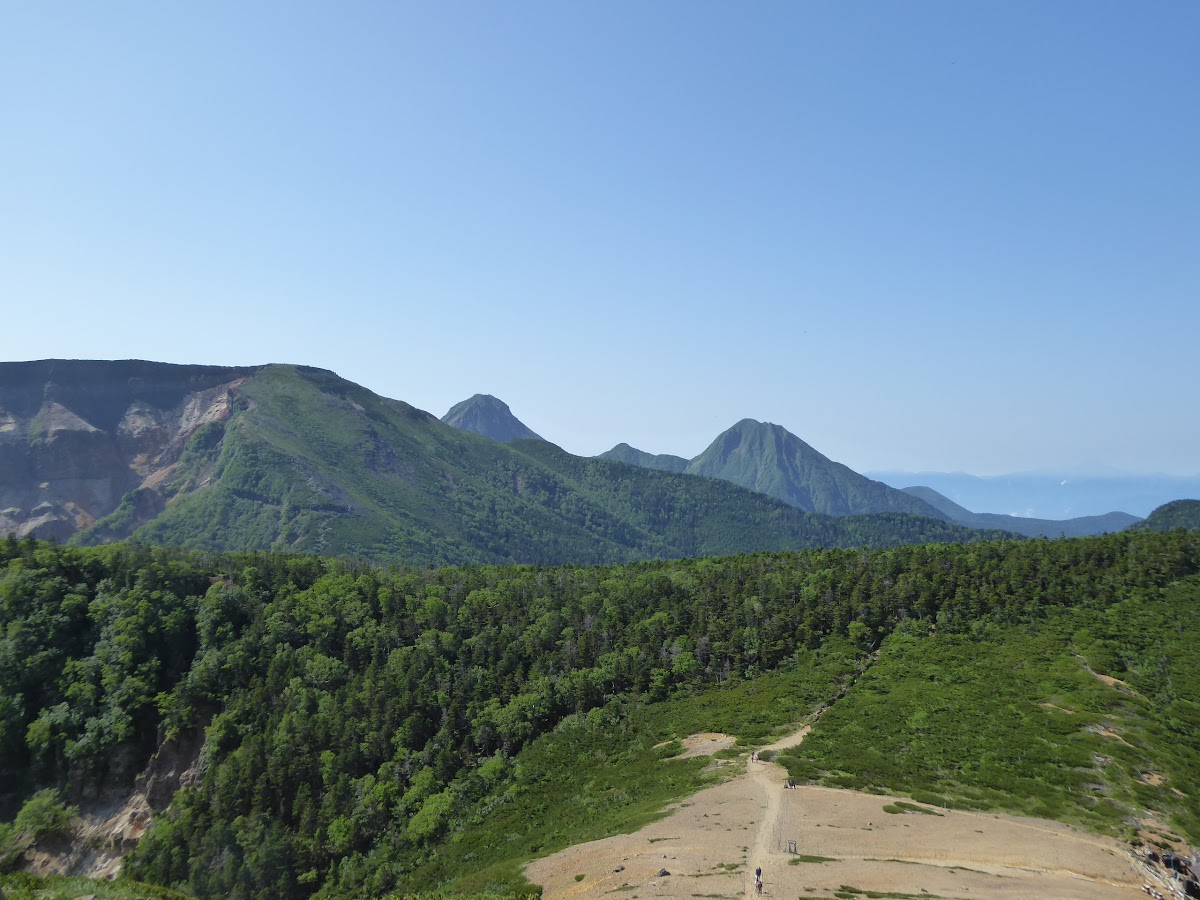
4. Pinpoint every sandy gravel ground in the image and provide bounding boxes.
[655,733,738,759]
[526,726,1147,900]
